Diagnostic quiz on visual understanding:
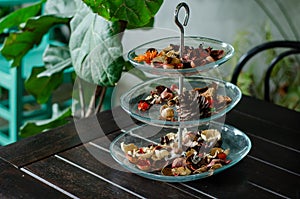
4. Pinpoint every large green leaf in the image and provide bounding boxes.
[19,107,72,138]
[69,1,124,86]
[25,66,63,104]
[1,15,70,66]
[83,0,163,27]
[0,0,44,34]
